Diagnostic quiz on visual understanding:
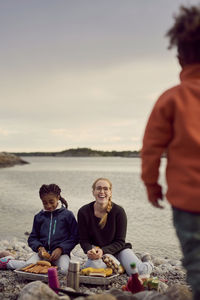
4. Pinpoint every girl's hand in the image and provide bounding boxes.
[50,247,62,261]
[87,247,103,260]
[38,246,46,259]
